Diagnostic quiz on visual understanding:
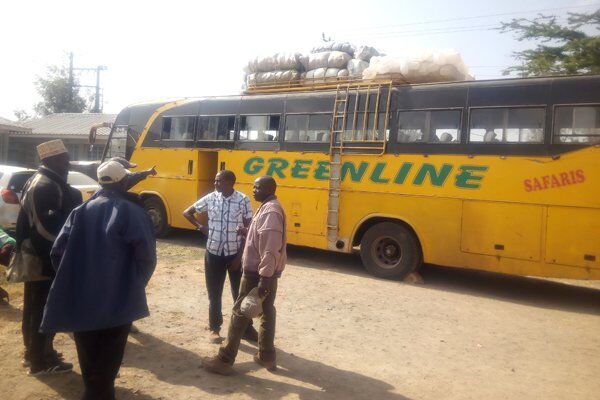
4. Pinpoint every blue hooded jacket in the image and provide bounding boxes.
[41,188,156,333]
